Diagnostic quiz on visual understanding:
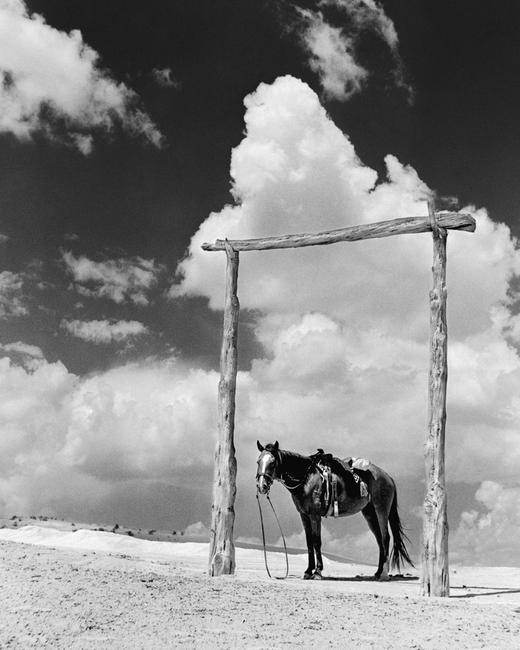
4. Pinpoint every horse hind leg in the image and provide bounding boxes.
[375,507,391,581]
[362,503,389,581]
